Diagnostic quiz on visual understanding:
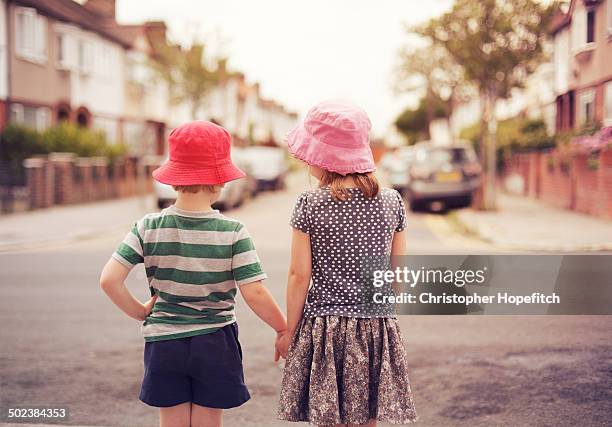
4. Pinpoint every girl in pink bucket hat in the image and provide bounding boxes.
[277,102,418,425]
